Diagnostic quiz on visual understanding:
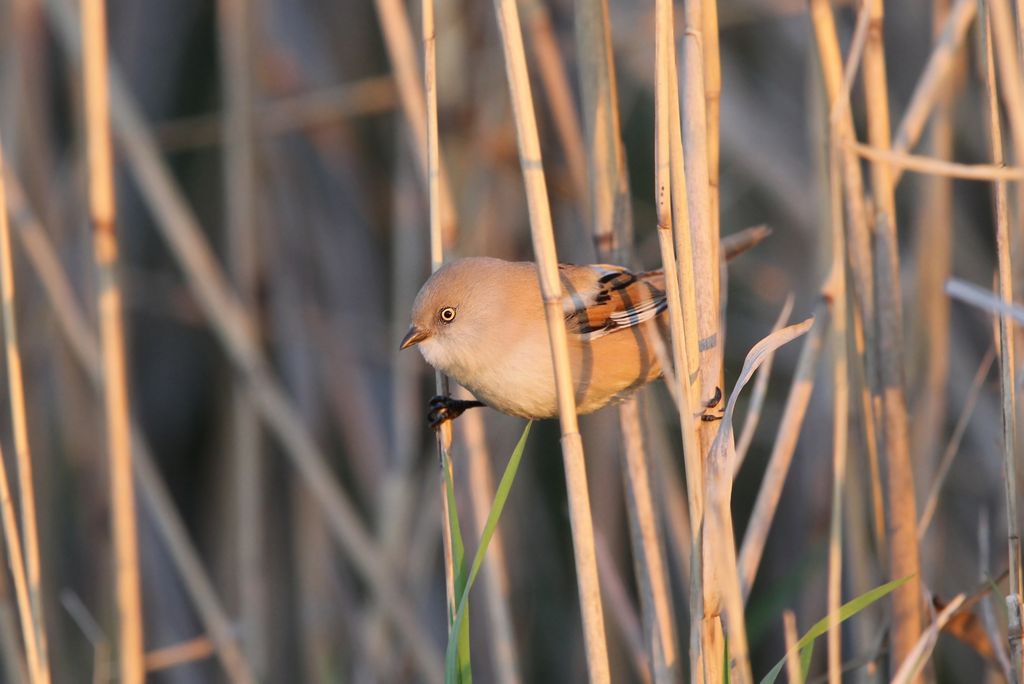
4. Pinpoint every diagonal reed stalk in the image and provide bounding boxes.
[80,0,144,680]
[0,134,51,684]
[980,2,1024,677]
[0,137,47,684]
[490,0,610,679]
[45,1,443,678]
[215,0,266,676]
